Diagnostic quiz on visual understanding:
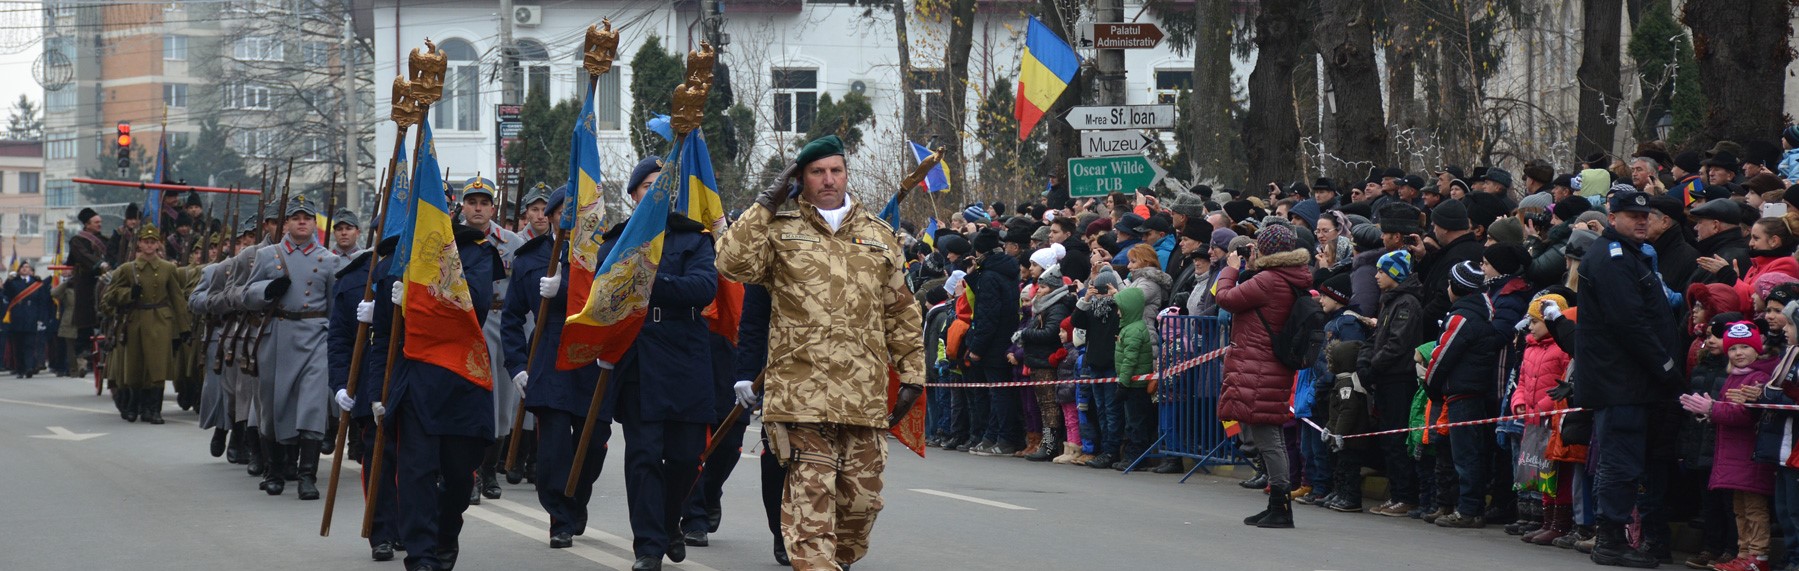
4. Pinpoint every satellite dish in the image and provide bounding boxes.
[33,48,72,91]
